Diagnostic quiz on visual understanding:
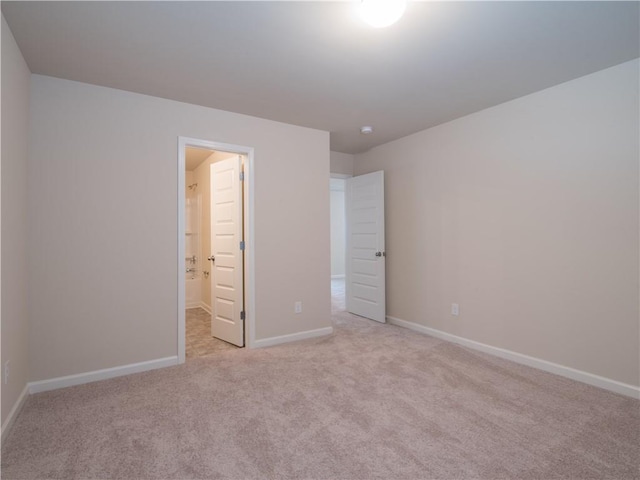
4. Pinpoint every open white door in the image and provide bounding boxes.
[346,171,386,323]
[210,156,244,347]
